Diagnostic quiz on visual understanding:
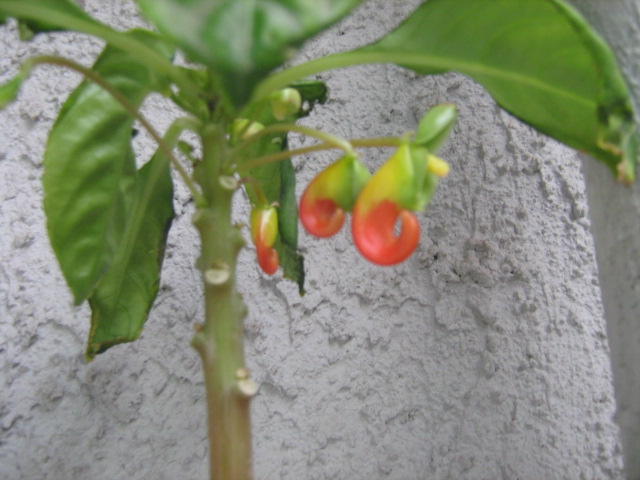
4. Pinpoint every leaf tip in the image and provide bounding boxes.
[0,73,26,110]
[616,159,635,185]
